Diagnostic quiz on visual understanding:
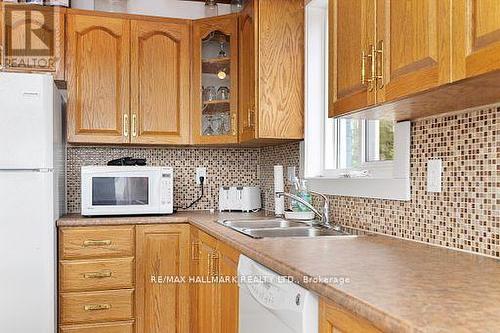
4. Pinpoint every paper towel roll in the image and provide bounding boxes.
[274,165,285,216]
